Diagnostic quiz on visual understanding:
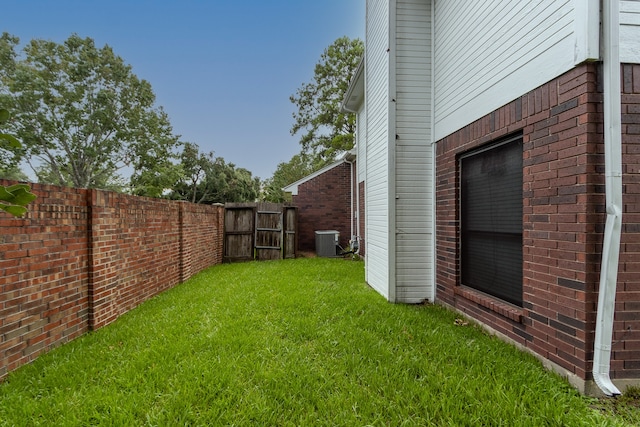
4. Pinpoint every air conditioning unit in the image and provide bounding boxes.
[315,230,340,257]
